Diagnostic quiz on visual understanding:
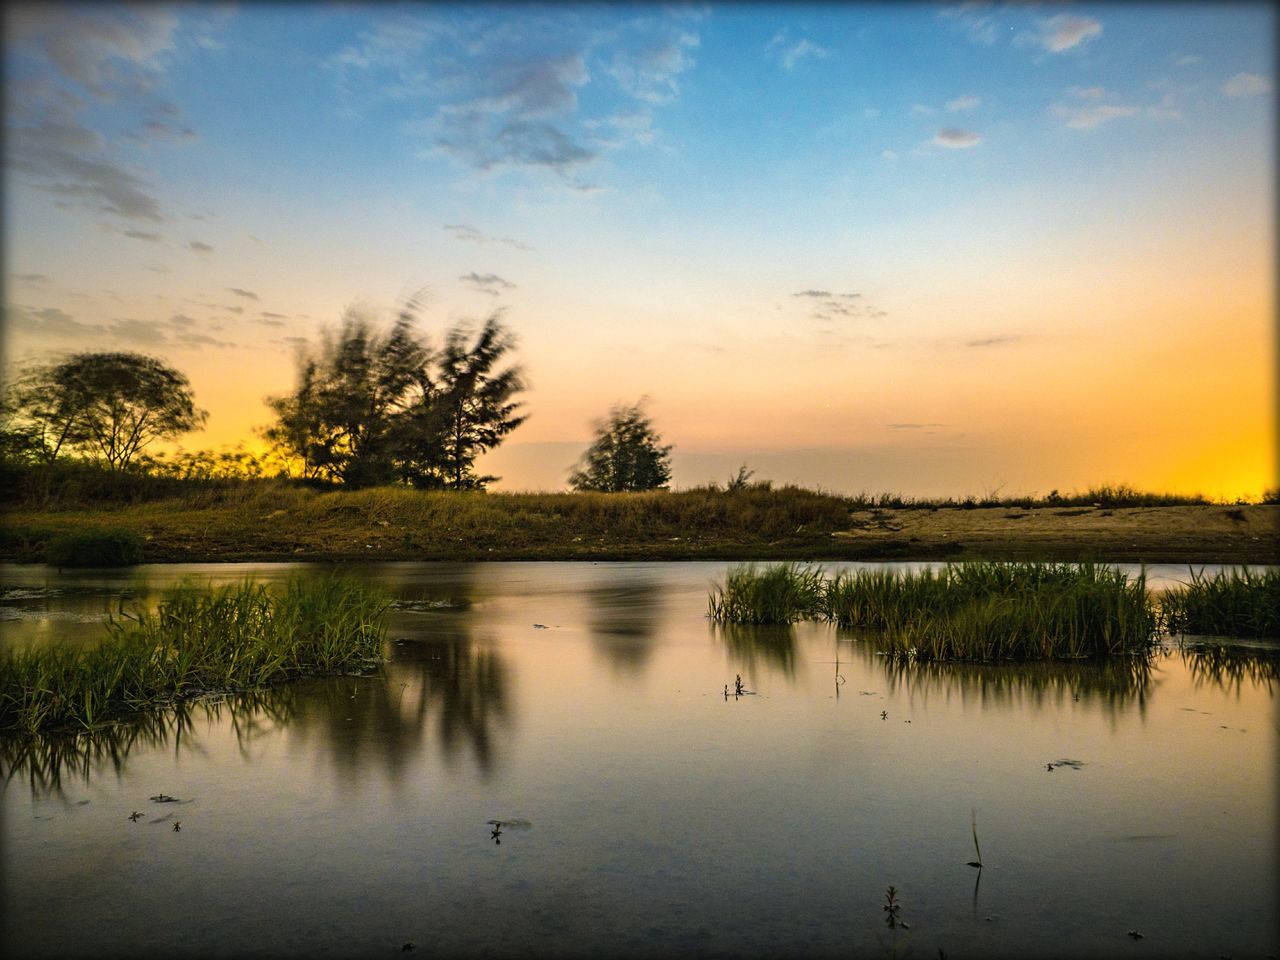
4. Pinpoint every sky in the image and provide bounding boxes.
[2,2,1274,499]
